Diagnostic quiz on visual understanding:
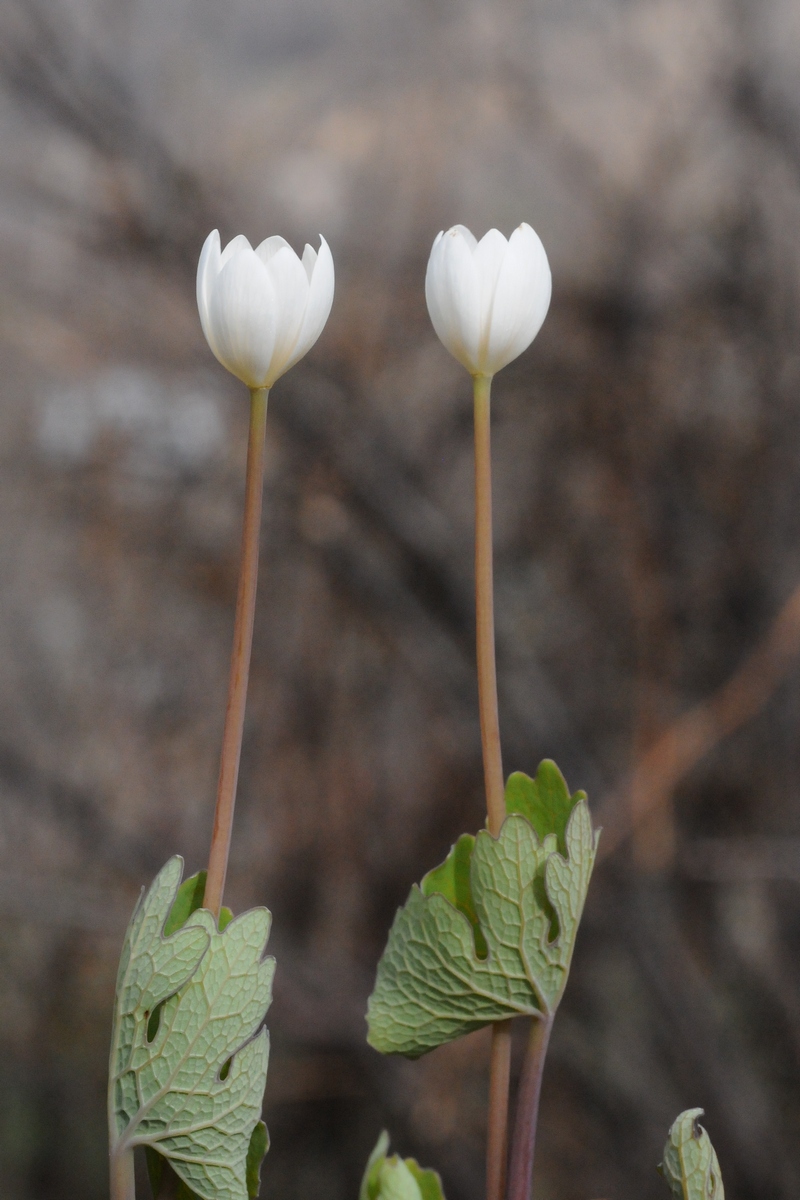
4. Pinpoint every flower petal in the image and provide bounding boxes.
[474,229,508,305]
[424,231,446,338]
[263,244,311,382]
[255,235,292,265]
[220,233,253,267]
[484,223,551,372]
[474,229,510,369]
[425,226,481,372]
[282,235,335,376]
[301,243,317,282]
[450,224,478,251]
[197,230,222,357]
[207,248,278,387]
